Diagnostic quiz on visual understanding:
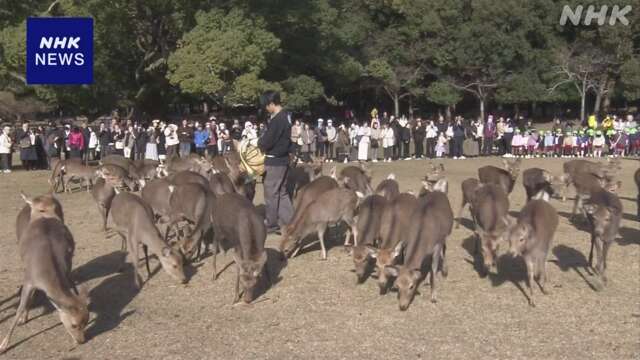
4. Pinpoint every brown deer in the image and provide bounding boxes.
[279,188,359,260]
[455,178,480,229]
[350,194,388,284]
[374,174,400,202]
[522,168,561,202]
[1,193,89,353]
[210,193,268,303]
[478,158,522,194]
[506,200,558,306]
[471,184,510,272]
